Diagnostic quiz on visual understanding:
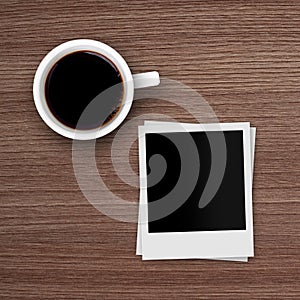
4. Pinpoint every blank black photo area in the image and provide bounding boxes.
[146,131,246,233]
